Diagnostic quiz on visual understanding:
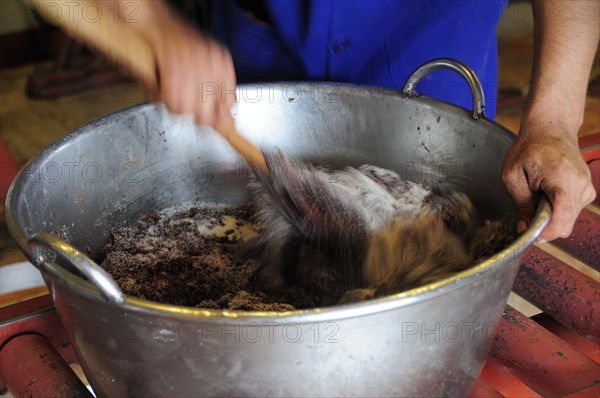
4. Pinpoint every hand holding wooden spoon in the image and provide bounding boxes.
[28,0,267,172]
